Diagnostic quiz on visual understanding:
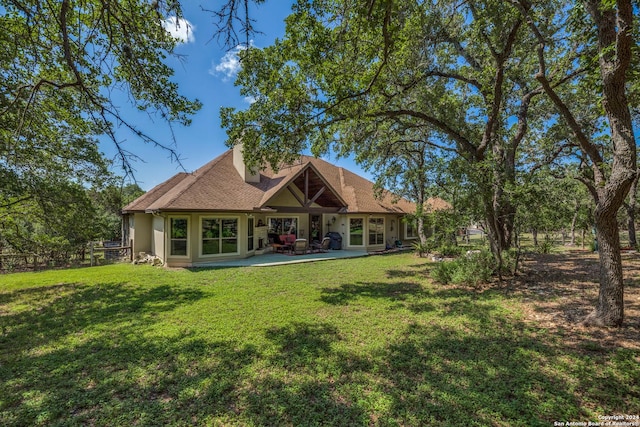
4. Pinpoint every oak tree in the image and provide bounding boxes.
[513,0,638,326]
